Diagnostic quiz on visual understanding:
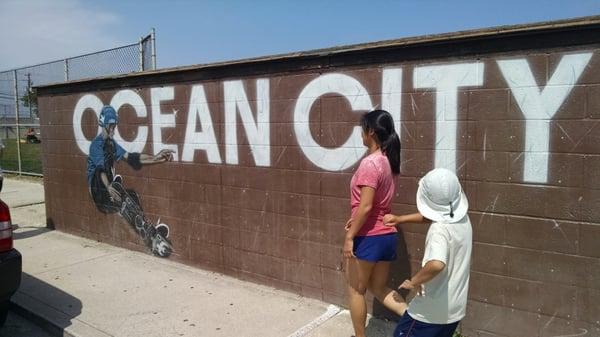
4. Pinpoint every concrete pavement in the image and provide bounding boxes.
[1,177,45,208]
[2,177,396,337]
